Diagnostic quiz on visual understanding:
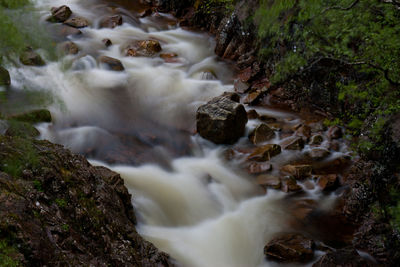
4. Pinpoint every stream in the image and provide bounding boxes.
[3,0,352,266]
